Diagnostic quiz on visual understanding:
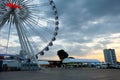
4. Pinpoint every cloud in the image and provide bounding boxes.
[84,0,120,16]
[53,0,120,60]
[56,0,120,37]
